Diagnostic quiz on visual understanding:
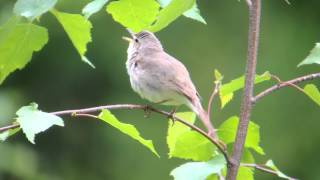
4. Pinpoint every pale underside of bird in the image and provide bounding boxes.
[123,30,216,138]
